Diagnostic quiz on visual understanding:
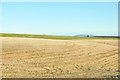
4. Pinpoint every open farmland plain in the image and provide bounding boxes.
[1,37,119,78]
